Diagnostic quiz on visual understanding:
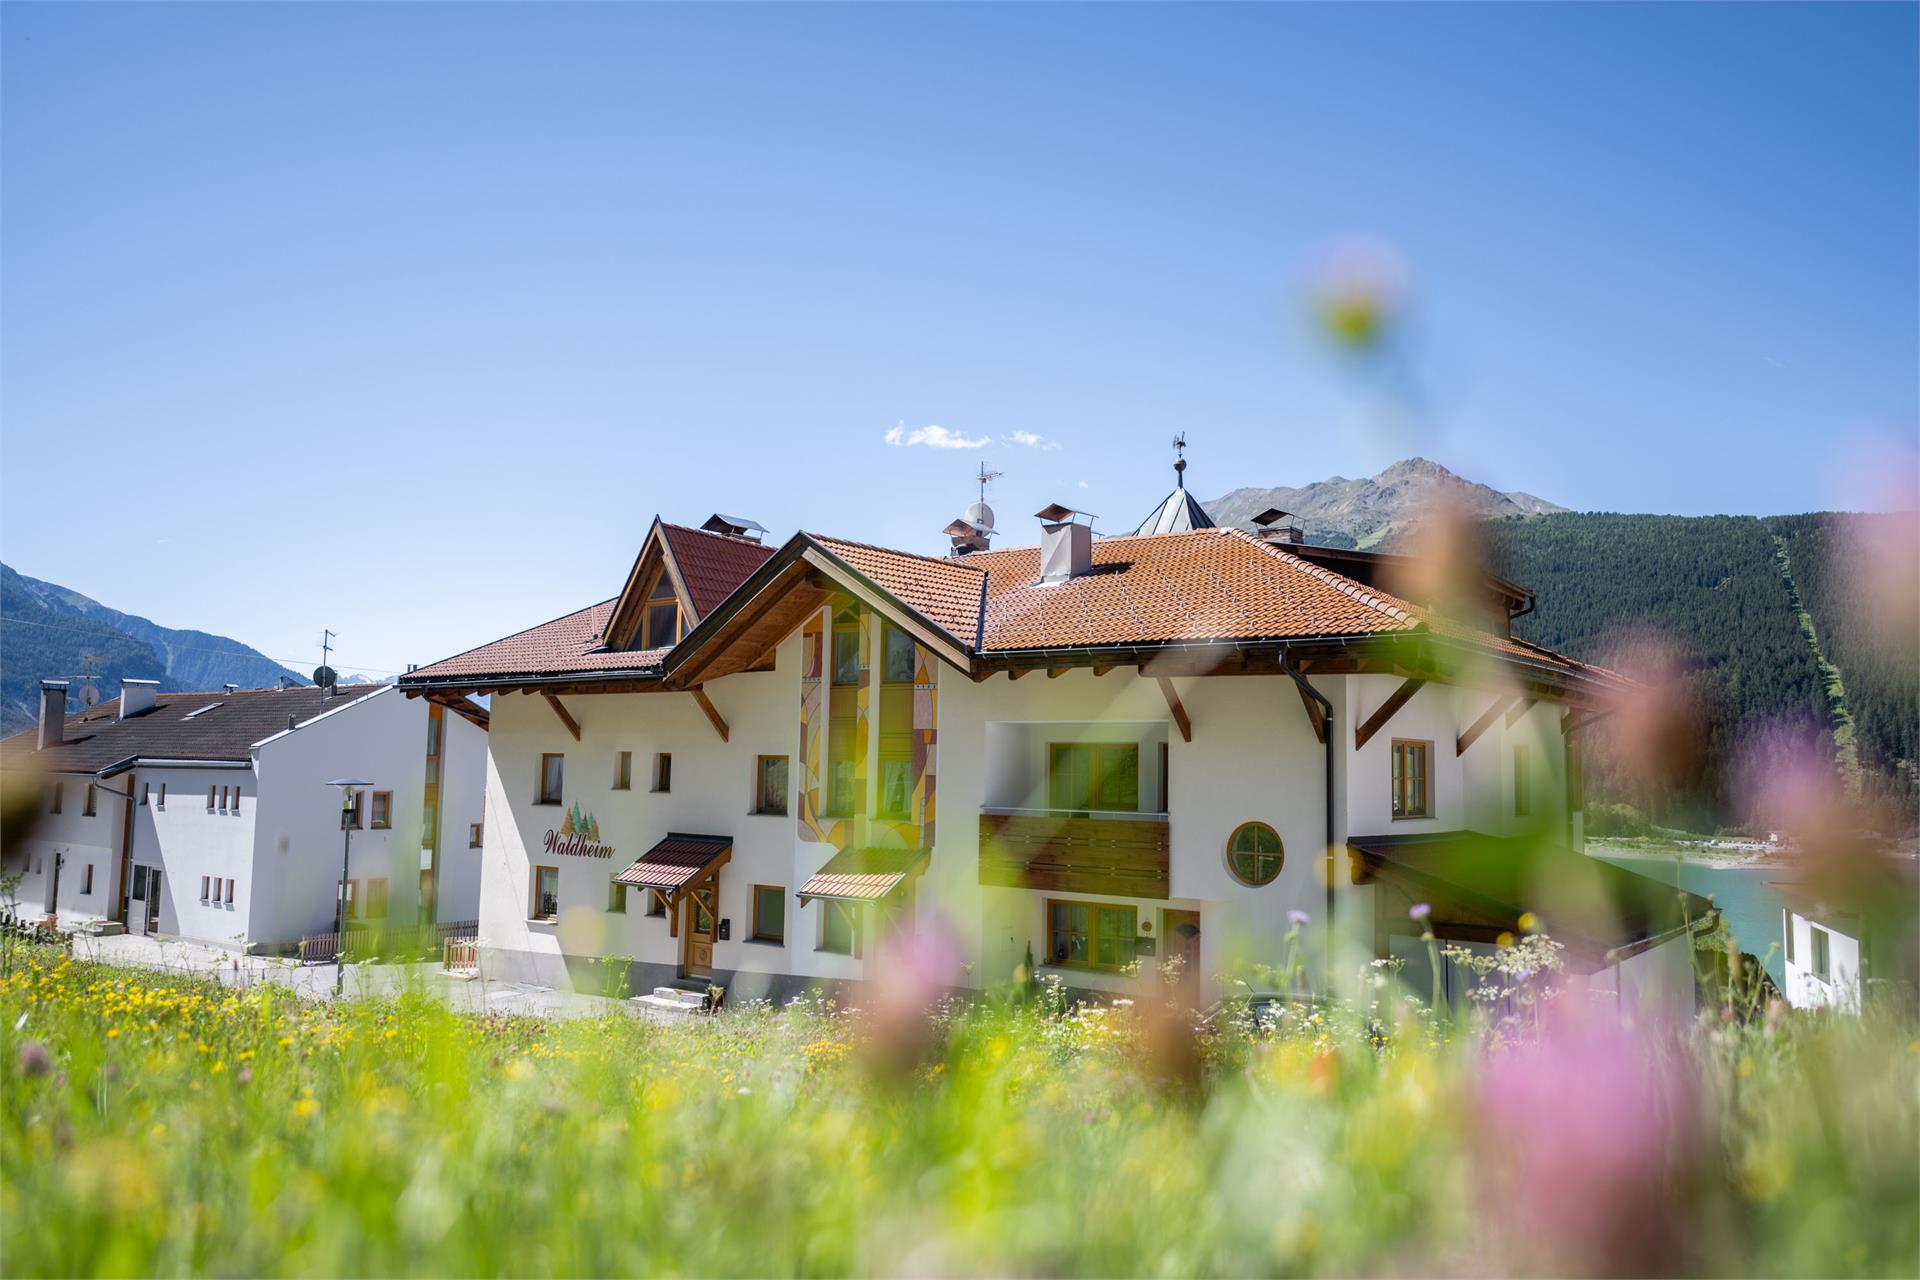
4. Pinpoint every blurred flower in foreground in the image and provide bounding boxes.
[861,920,964,1077]
[1309,238,1406,356]
[1476,1005,1703,1274]
[1594,626,1708,802]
